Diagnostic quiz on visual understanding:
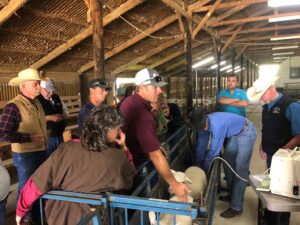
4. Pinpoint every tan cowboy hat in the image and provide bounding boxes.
[8,68,41,86]
[247,76,280,102]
